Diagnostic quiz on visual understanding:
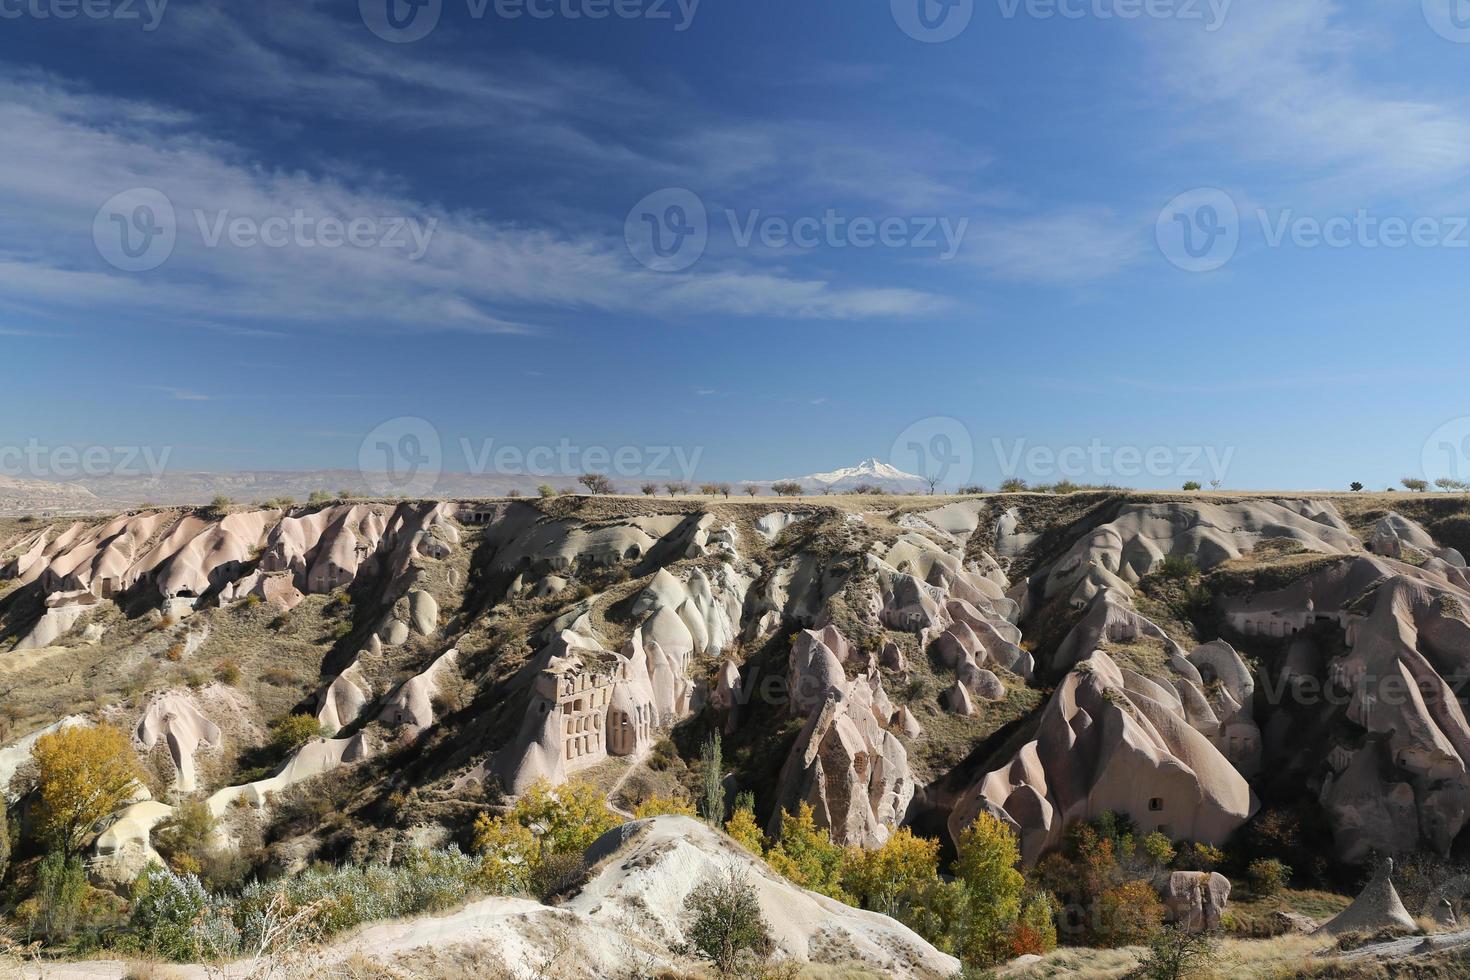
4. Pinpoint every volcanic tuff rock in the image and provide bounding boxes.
[950,651,1258,865]
[7,491,1470,901]
[571,816,959,978]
